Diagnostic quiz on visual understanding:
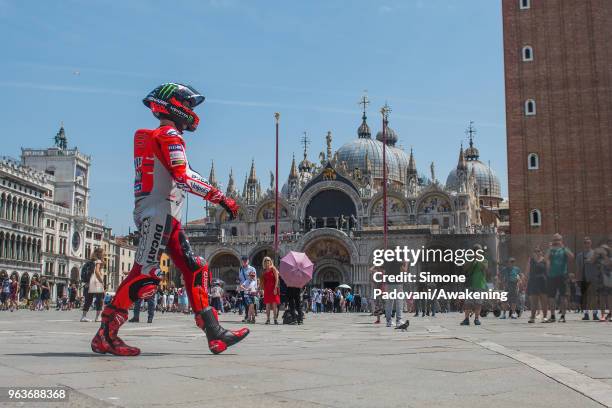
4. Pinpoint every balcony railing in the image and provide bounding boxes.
[220,232,302,244]
[44,201,72,216]
[21,148,91,163]
[0,258,42,270]
[87,216,104,227]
